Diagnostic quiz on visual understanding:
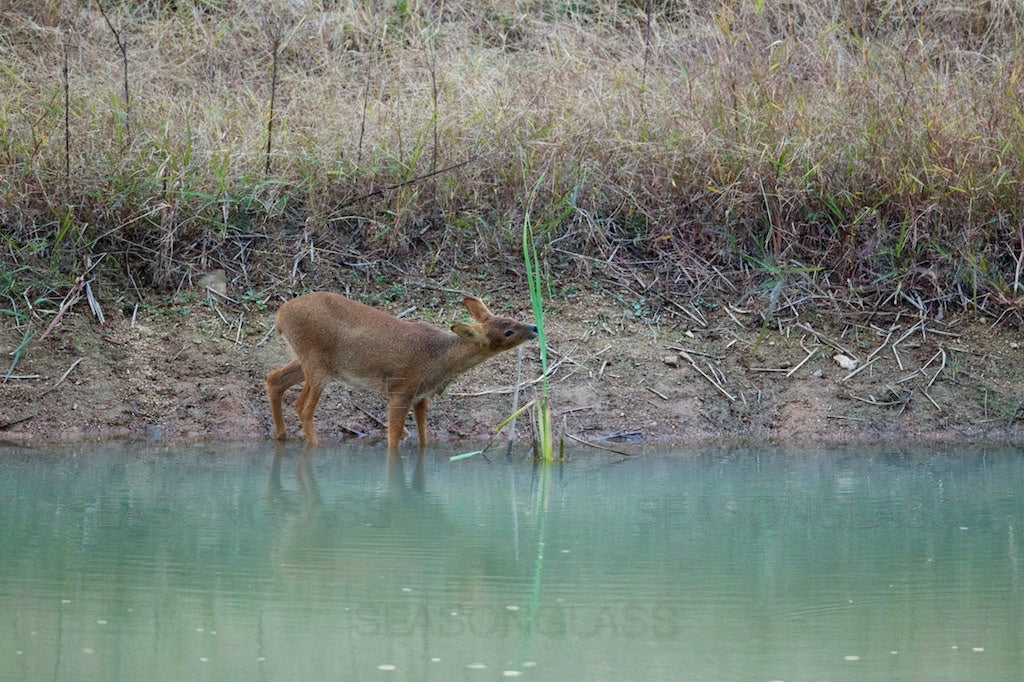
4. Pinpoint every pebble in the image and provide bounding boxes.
[833,354,857,371]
